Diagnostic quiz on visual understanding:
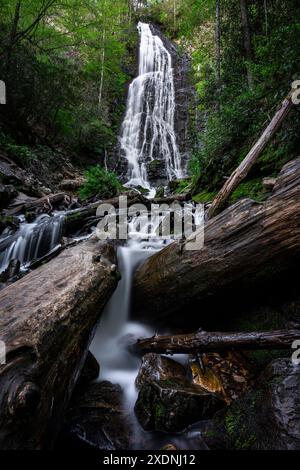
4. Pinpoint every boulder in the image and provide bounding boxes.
[60,381,131,450]
[135,378,223,433]
[204,358,300,450]
[190,352,252,404]
[147,159,167,183]
[58,178,86,192]
[135,353,186,390]
[0,184,17,209]
[77,351,100,387]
